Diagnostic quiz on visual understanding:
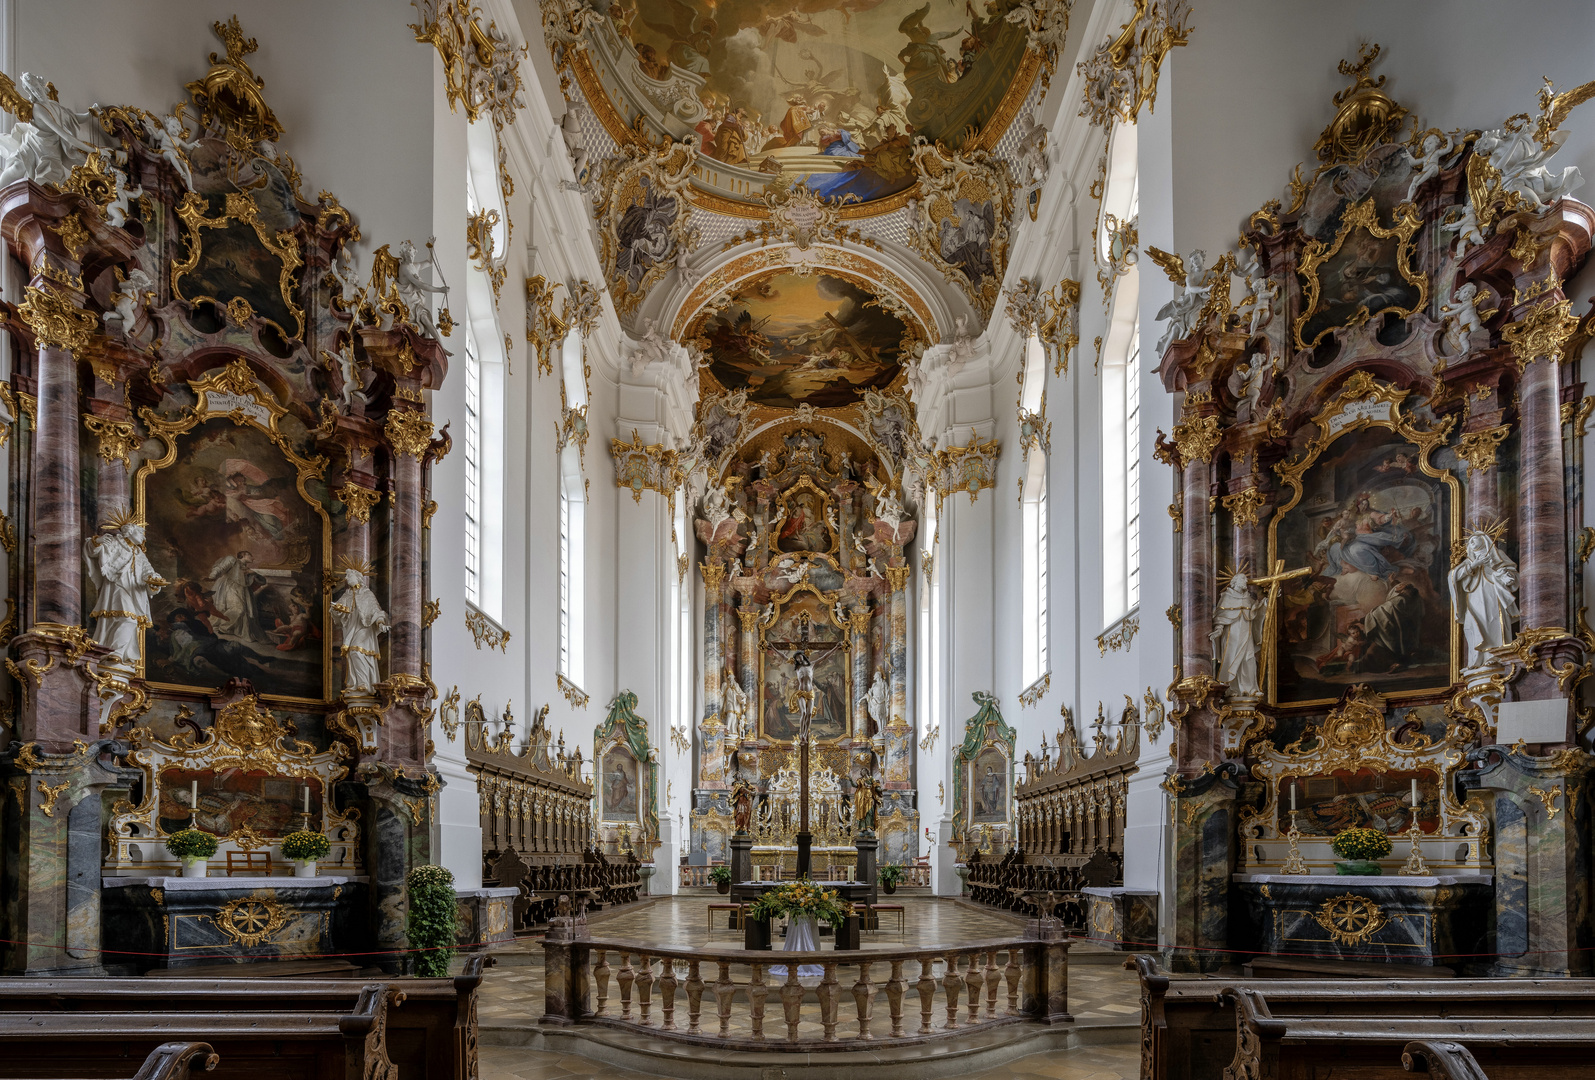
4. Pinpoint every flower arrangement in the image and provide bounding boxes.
[165,828,218,860]
[407,864,458,977]
[748,880,852,928]
[281,830,331,862]
[1331,827,1392,861]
